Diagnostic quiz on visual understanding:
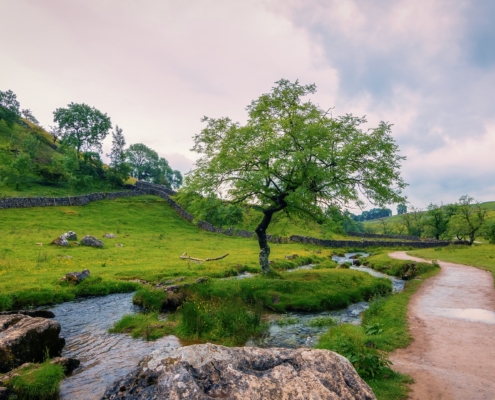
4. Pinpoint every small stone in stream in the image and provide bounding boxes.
[51,237,69,246]
[80,235,104,247]
[50,357,80,374]
[102,343,376,400]
[103,233,116,238]
[62,269,90,284]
